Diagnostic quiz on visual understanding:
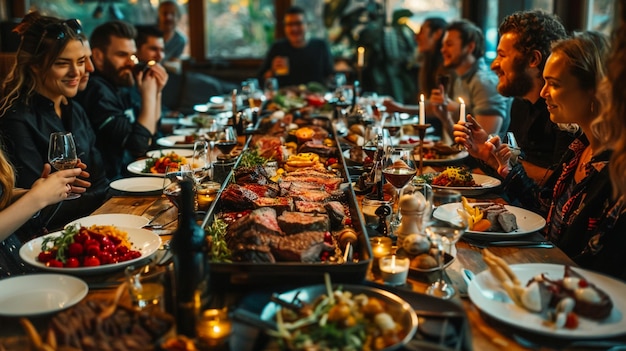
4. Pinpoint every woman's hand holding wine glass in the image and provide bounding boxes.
[47,132,82,200]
